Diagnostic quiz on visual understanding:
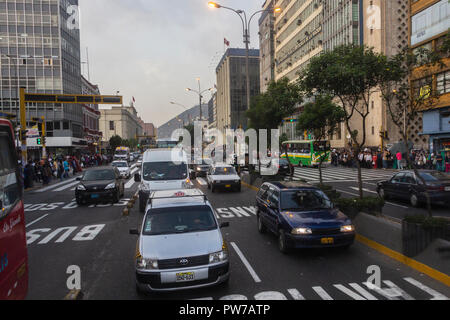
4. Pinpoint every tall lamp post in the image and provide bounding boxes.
[208,2,281,127]
[186,78,214,124]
